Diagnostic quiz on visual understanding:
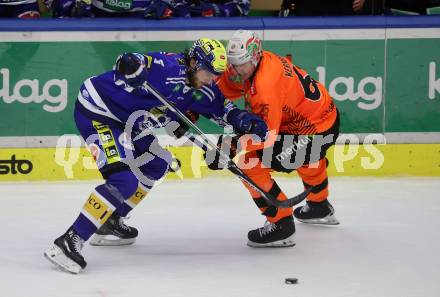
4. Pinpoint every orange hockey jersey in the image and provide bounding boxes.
[217,50,337,150]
